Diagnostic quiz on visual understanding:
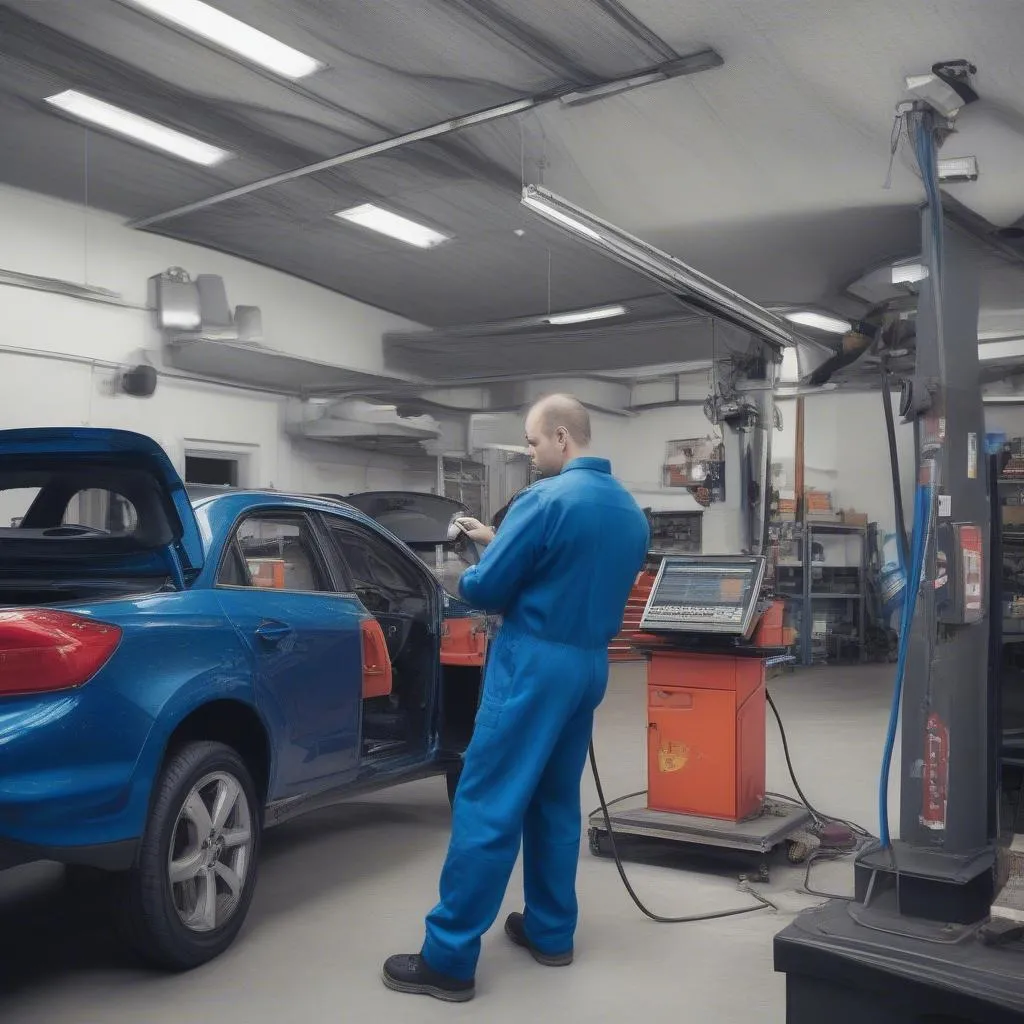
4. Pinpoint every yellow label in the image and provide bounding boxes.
[658,741,690,773]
